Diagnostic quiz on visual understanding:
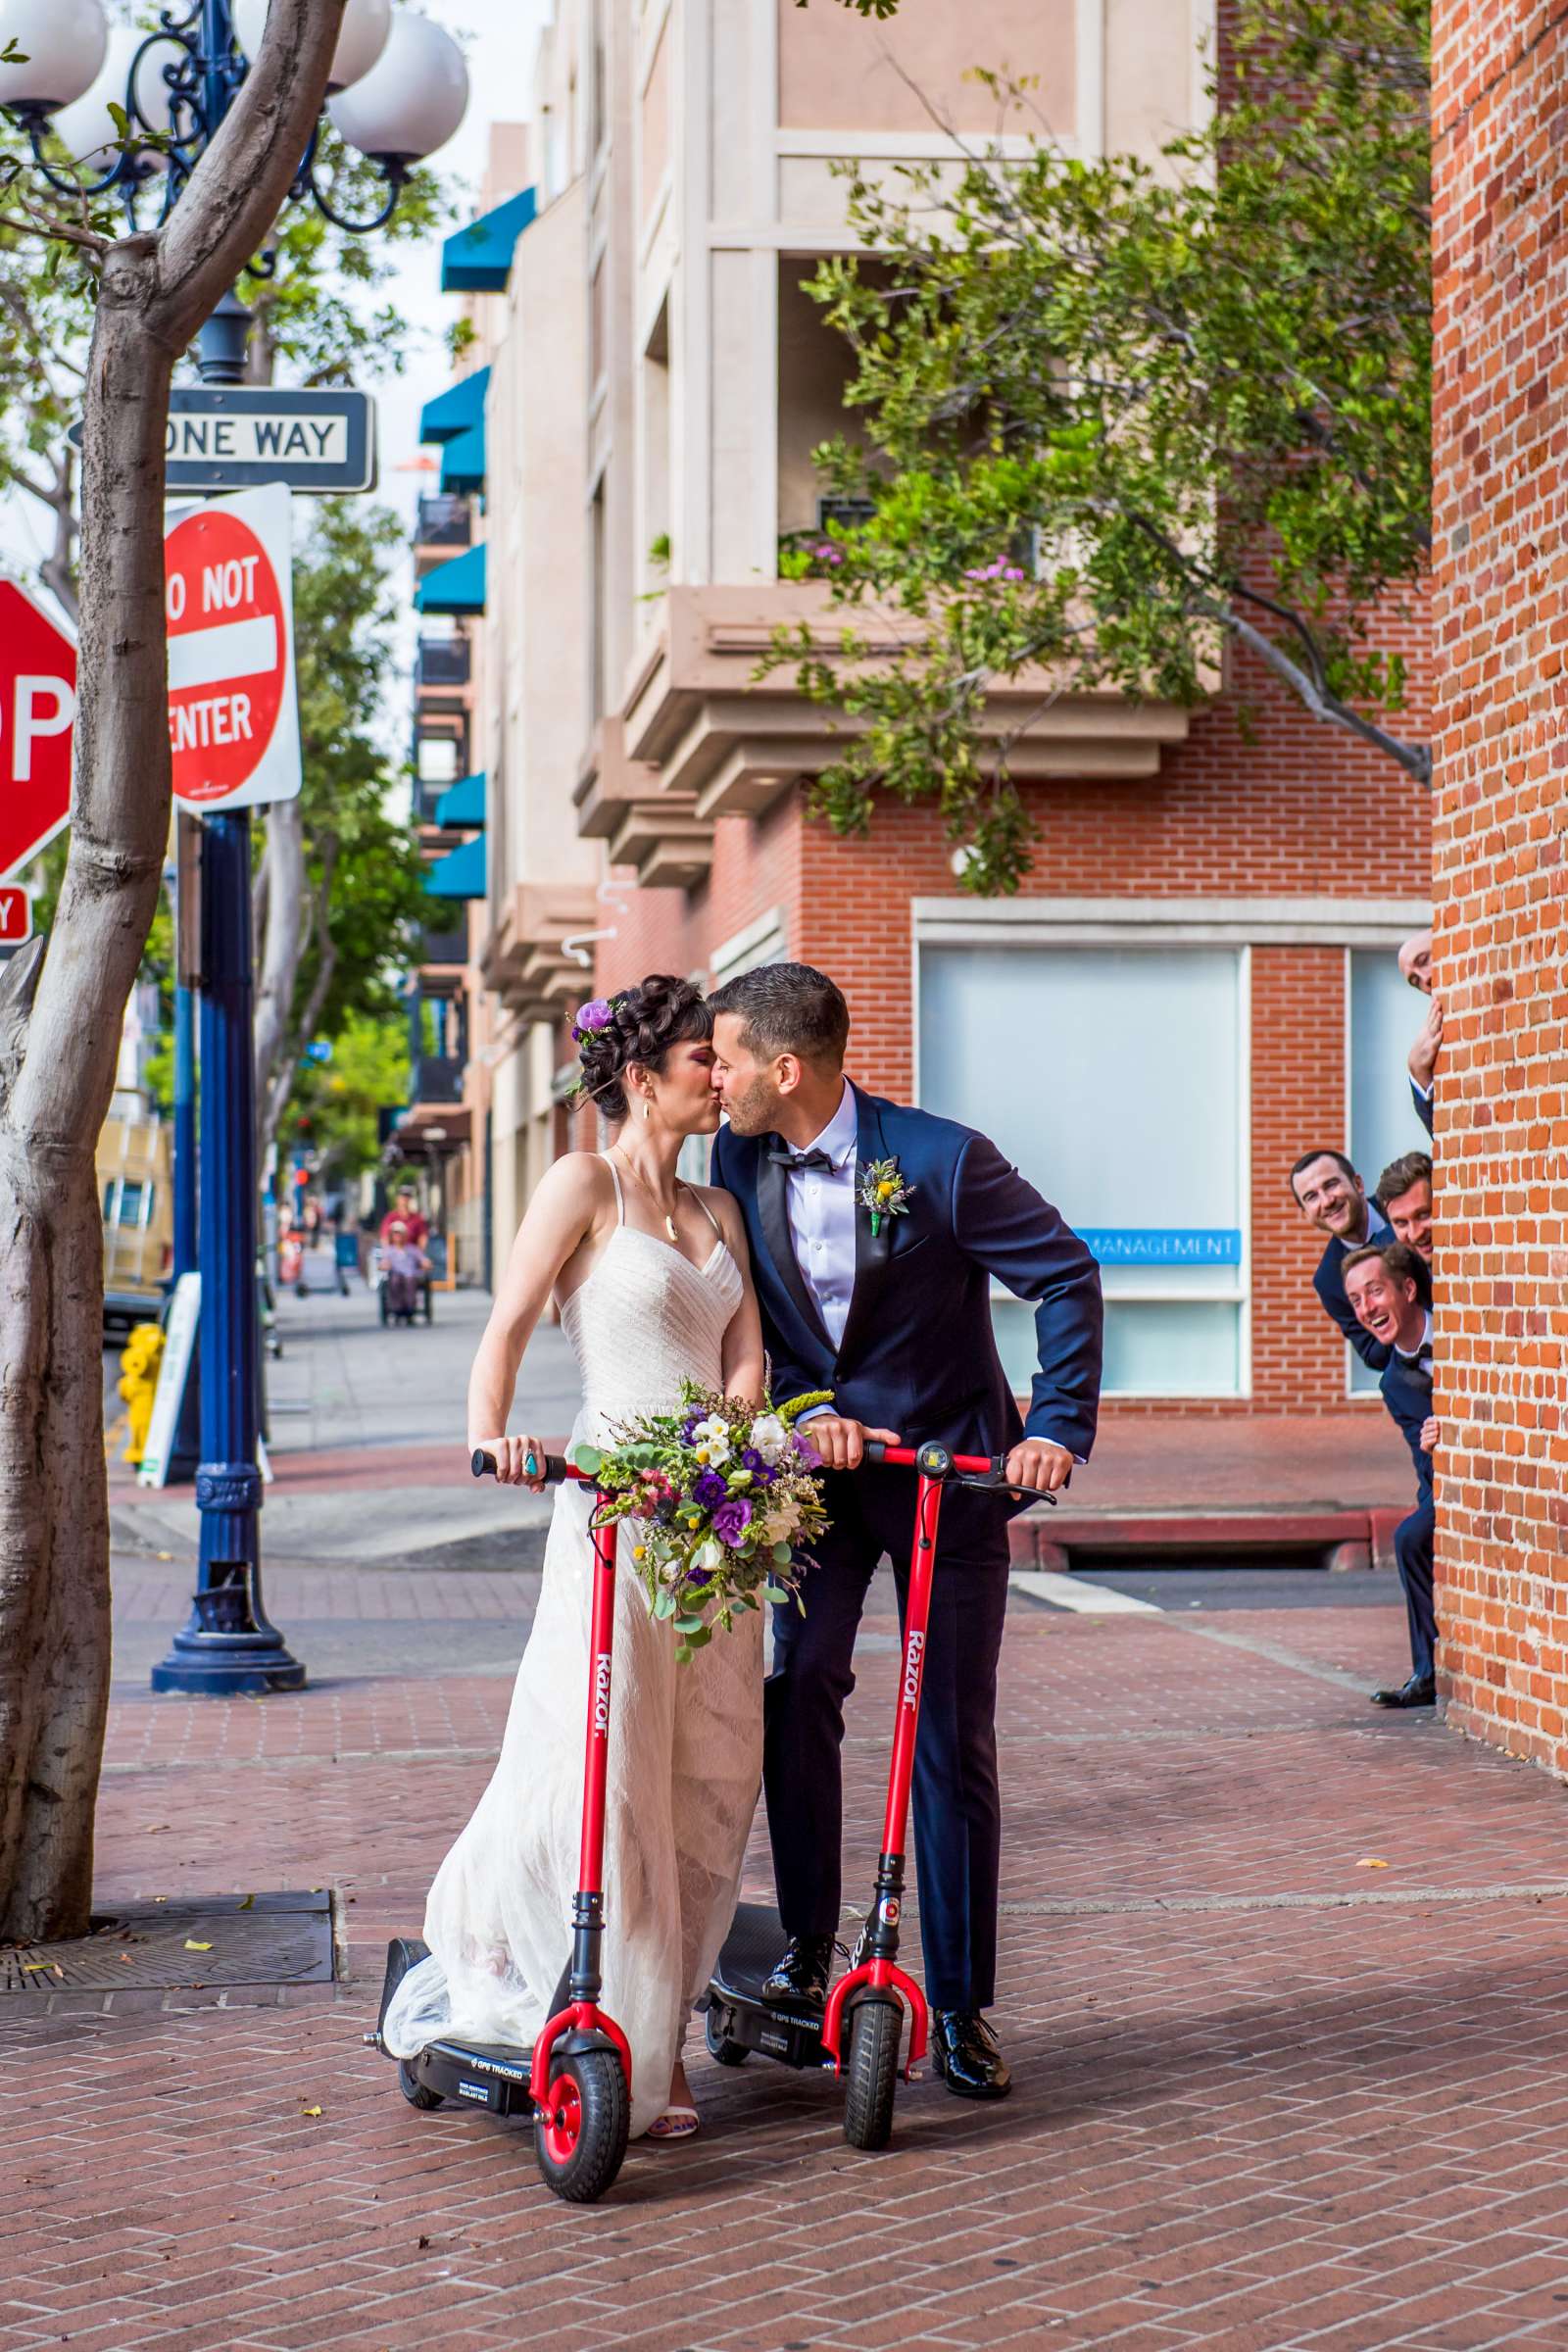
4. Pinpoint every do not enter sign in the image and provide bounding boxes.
[164,483,301,812]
